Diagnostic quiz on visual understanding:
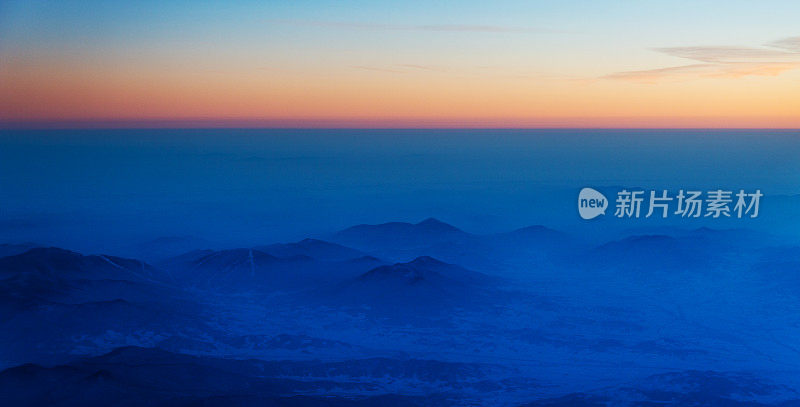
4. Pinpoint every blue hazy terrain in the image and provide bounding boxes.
[1,129,800,406]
